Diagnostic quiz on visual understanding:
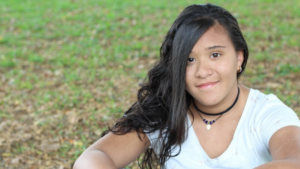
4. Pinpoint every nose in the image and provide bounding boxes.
[195,60,213,78]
